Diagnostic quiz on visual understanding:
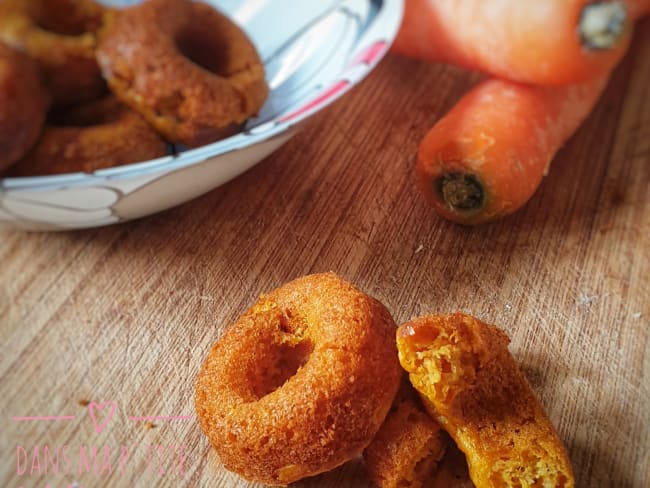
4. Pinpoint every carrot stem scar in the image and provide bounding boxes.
[579,1,627,50]
[436,173,485,212]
